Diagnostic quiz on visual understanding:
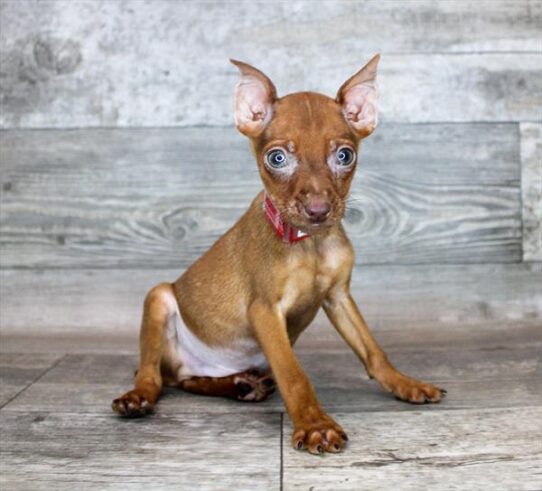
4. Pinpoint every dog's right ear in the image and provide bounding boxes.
[230,59,277,137]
